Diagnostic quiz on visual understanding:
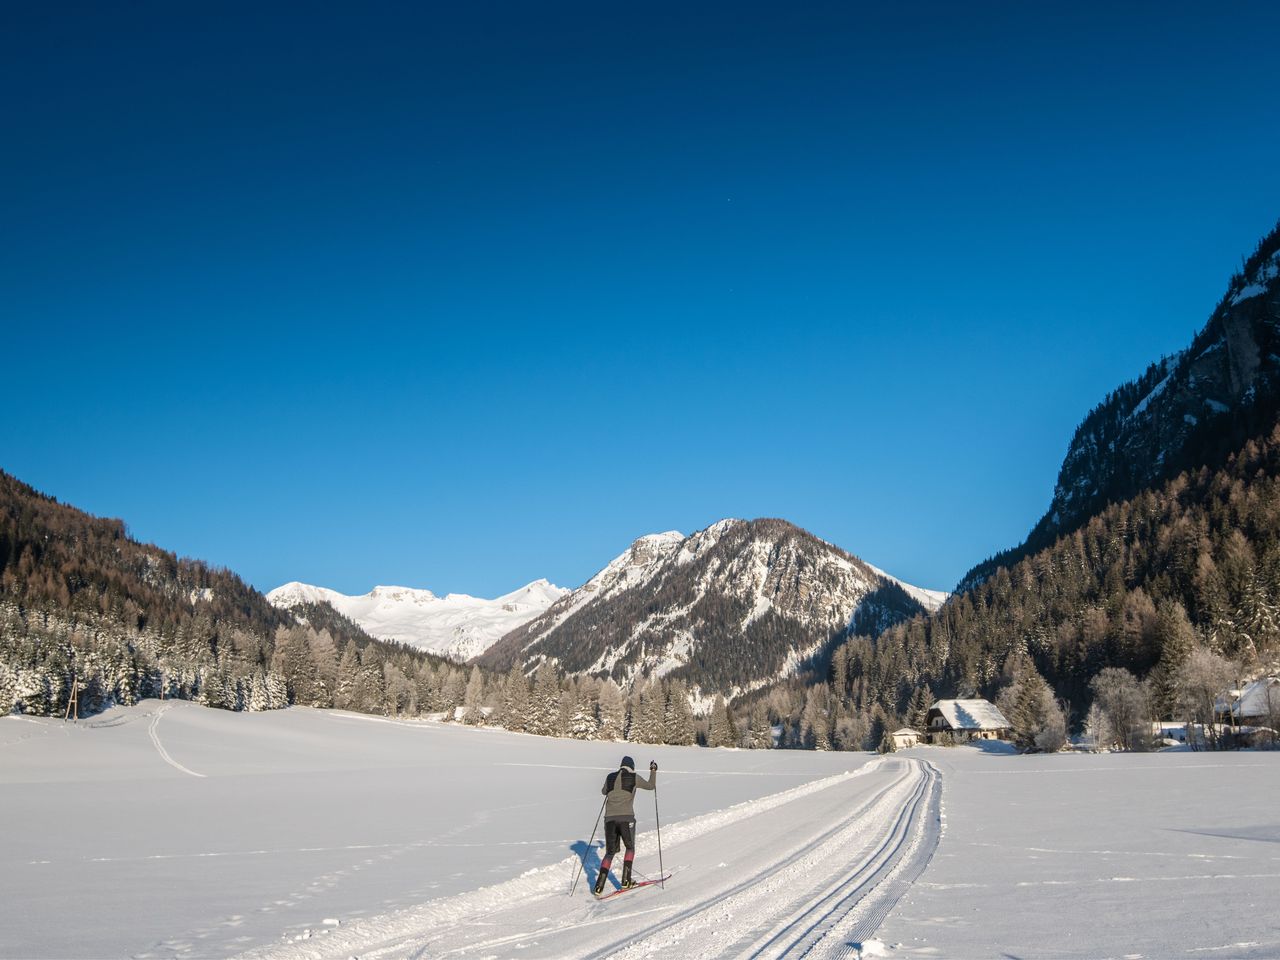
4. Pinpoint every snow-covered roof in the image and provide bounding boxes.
[1230,677,1280,719]
[930,699,1010,731]
[890,728,920,737]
